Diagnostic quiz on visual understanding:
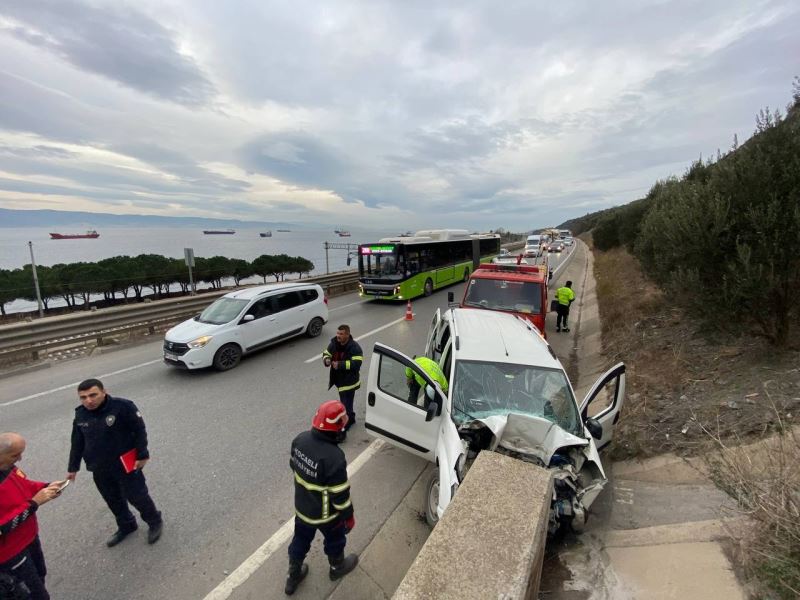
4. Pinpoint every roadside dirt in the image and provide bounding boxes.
[592,245,800,461]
